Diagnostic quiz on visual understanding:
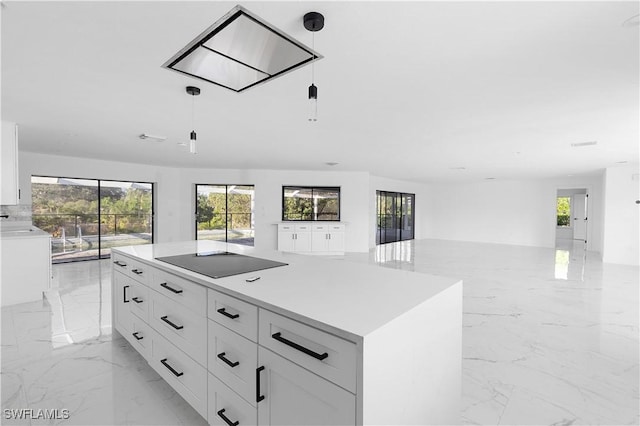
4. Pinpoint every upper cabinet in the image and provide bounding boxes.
[1,121,19,205]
